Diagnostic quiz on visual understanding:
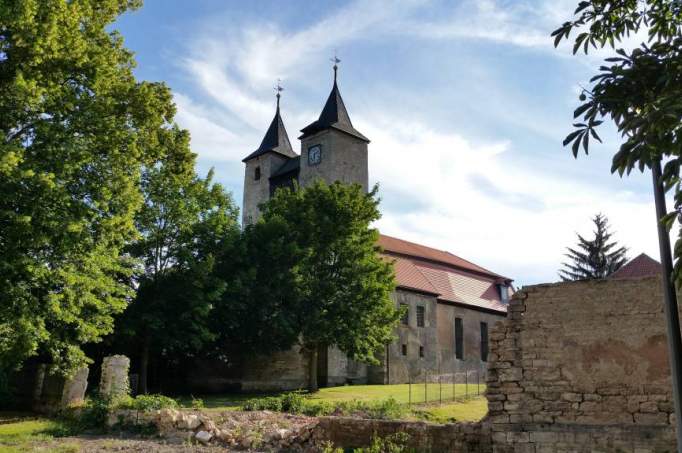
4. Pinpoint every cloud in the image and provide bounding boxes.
[358,113,657,285]
[167,0,660,287]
